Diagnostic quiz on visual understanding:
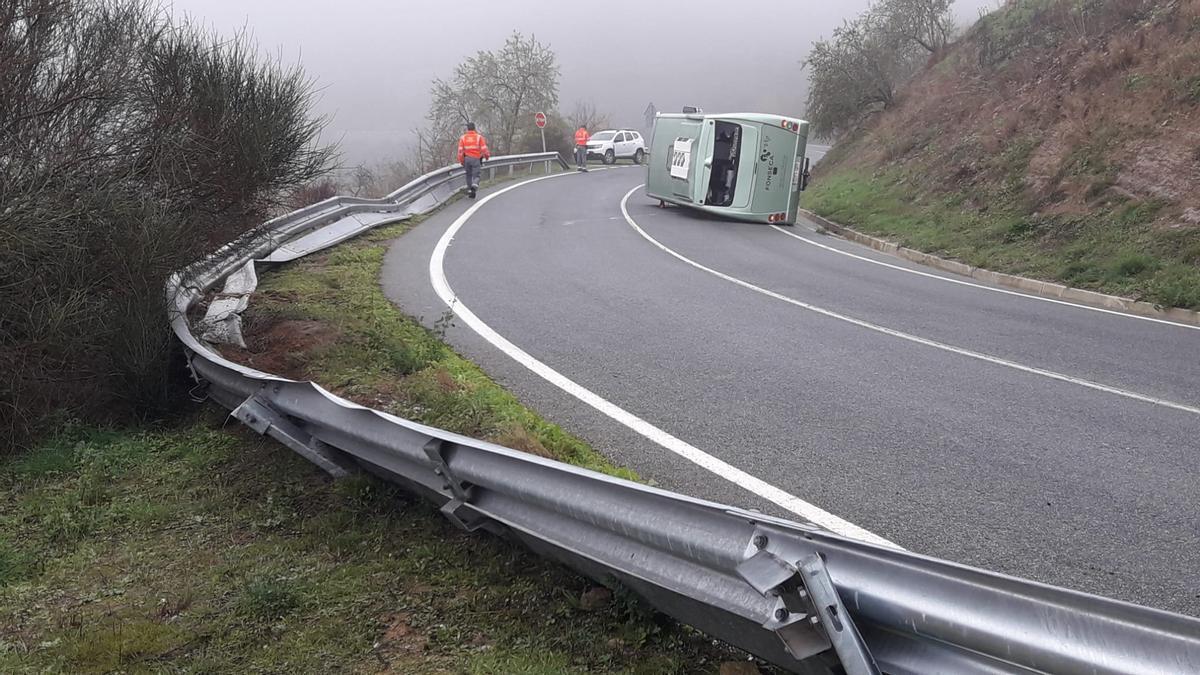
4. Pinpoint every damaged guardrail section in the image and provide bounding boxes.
[167,155,1200,674]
